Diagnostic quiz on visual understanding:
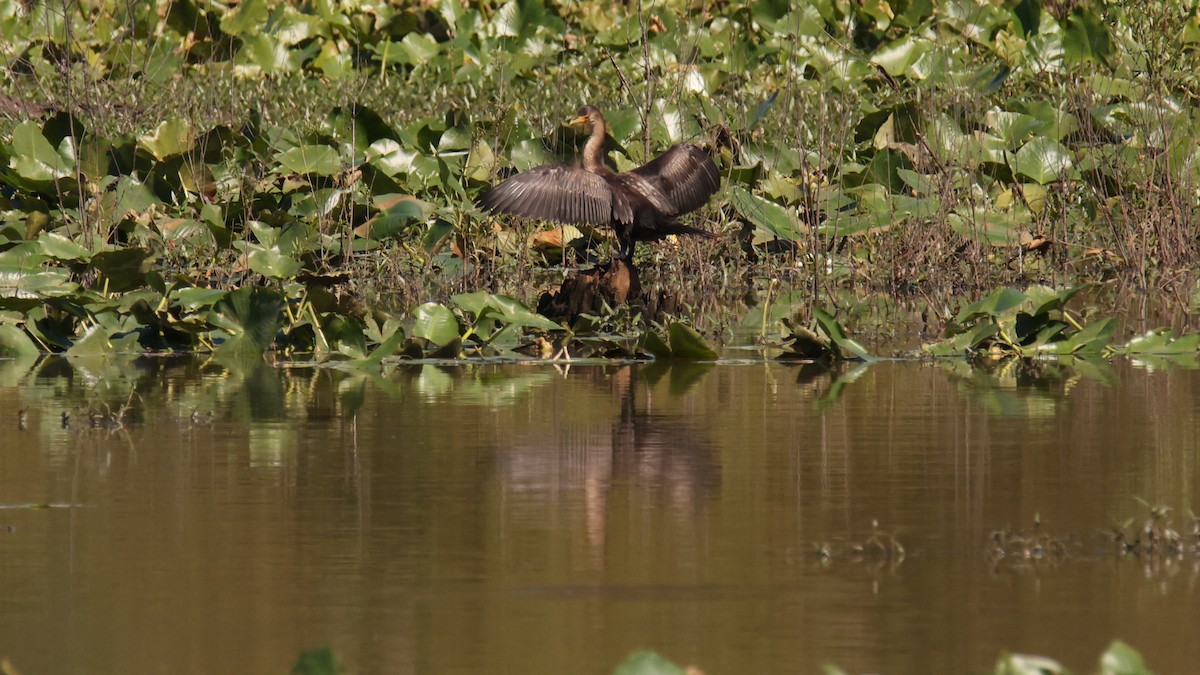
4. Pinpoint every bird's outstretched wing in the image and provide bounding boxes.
[478,164,616,226]
[623,144,721,216]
